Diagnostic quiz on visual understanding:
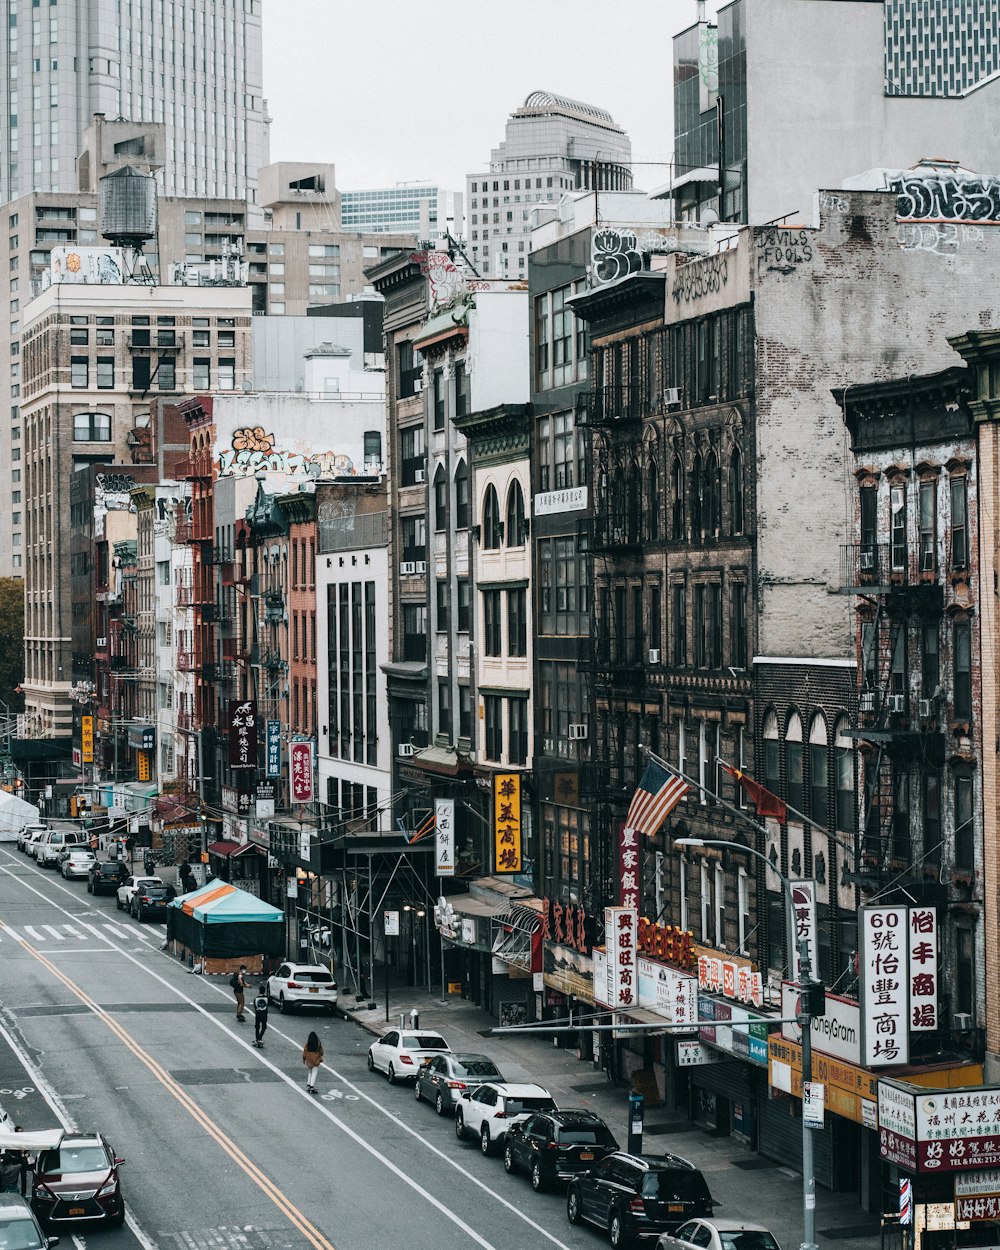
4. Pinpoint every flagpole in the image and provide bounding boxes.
[638,744,771,846]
